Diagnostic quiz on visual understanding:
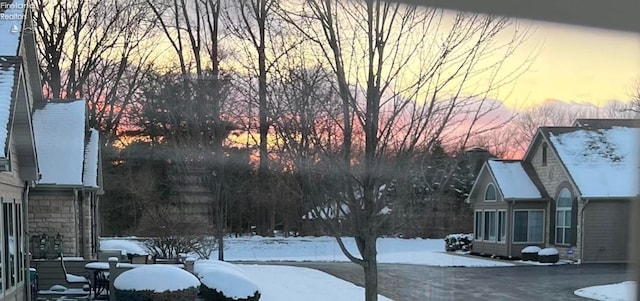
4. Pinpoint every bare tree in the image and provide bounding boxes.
[278,1,532,300]
[34,0,157,142]
[144,0,229,260]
